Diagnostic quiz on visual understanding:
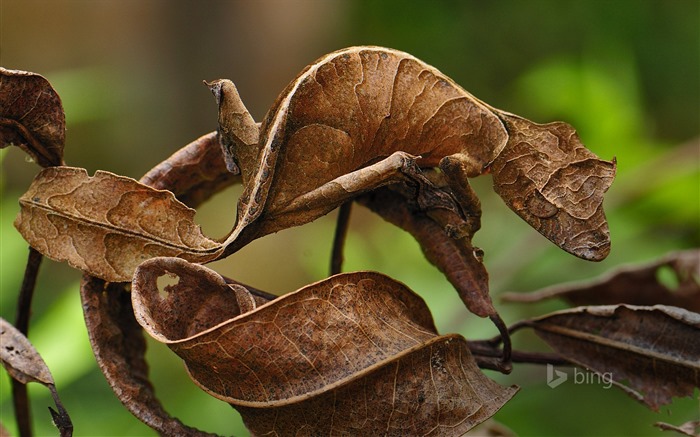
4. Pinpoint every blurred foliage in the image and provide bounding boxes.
[1,0,698,436]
